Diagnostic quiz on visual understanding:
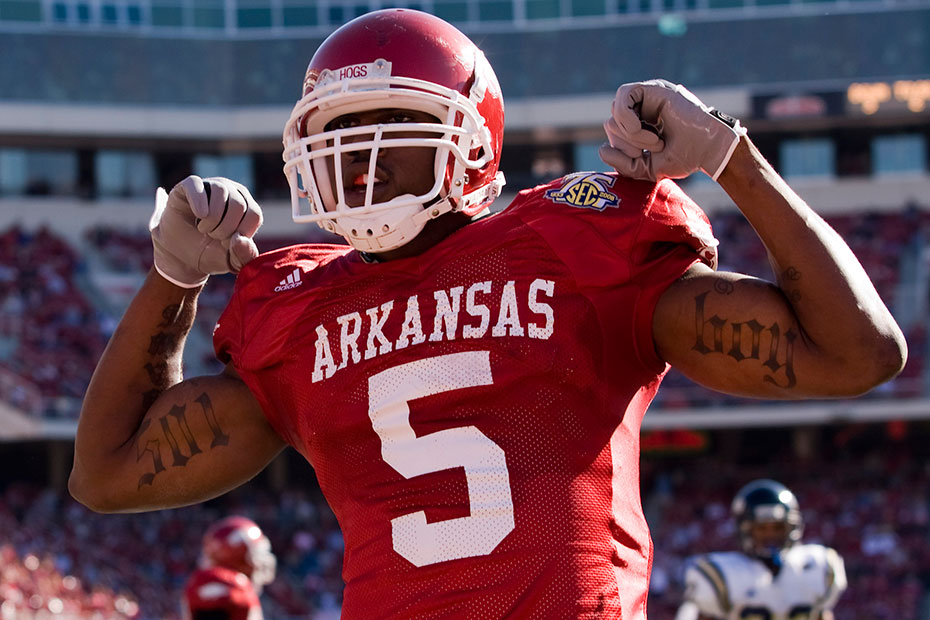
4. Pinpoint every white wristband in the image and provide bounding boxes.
[153,262,208,289]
